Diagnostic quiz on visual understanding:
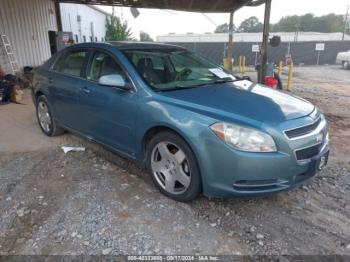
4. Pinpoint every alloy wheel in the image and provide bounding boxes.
[37,101,52,133]
[151,141,191,195]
